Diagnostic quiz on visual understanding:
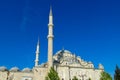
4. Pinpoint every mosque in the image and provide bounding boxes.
[0,7,104,80]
